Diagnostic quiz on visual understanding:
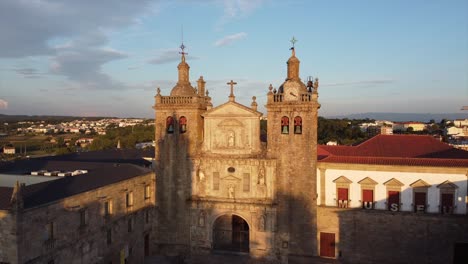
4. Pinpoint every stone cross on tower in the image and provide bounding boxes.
[290,36,297,56]
[227,80,237,102]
